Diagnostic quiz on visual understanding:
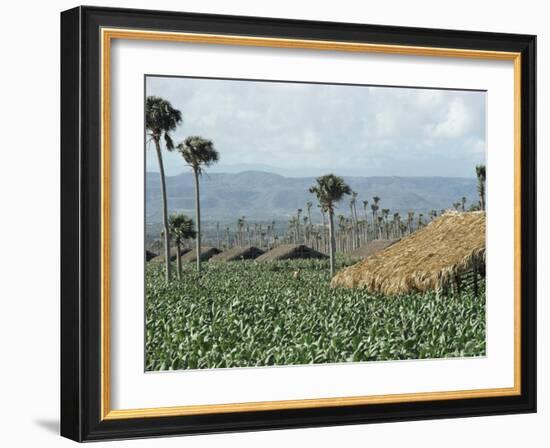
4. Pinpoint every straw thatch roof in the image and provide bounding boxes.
[210,246,265,262]
[180,247,222,262]
[256,244,328,262]
[347,240,400,260]
[331,211,486,295]
[148,247,190,263]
